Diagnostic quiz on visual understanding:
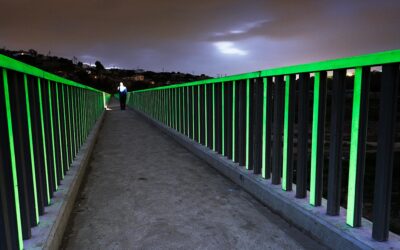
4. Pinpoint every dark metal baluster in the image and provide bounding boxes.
[225,82,233,159]
[253,78,263,174]
[282,75,296,190]
[372,63,399,241]
[263,77,273,179]
[27,77,46,215]
[238,81,246,166]
[272,76,284,185]
[9,72,33,239]
[326,70,346,214]
[0,68,19,250]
